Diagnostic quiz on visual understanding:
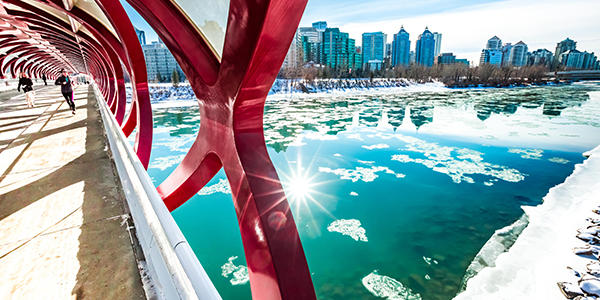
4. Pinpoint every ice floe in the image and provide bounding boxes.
[391,137,525,184]
[423,256,439,265]
[149,154,185,171]
[327,219,368,242]
[362,271,422,300]
[508,148,544,159]
[549,157,570,164]
[221,256,249,285]
[318,166,405,182]
[362,143,390,150]
[198,178,231,196]
[350,191,359,196]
